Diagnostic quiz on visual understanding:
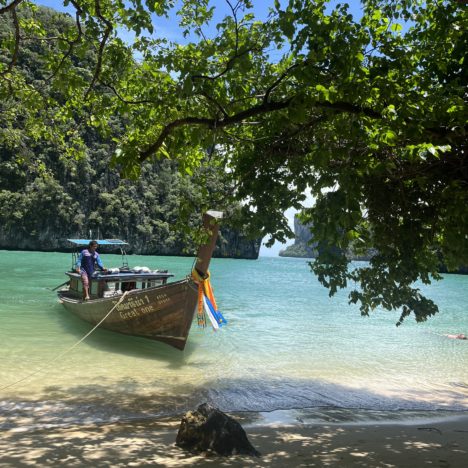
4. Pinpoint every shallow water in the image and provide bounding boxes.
[1,250,467,429]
